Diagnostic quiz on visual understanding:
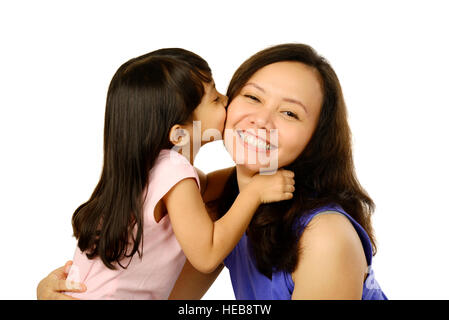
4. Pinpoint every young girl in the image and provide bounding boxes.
[65,48,295,299]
